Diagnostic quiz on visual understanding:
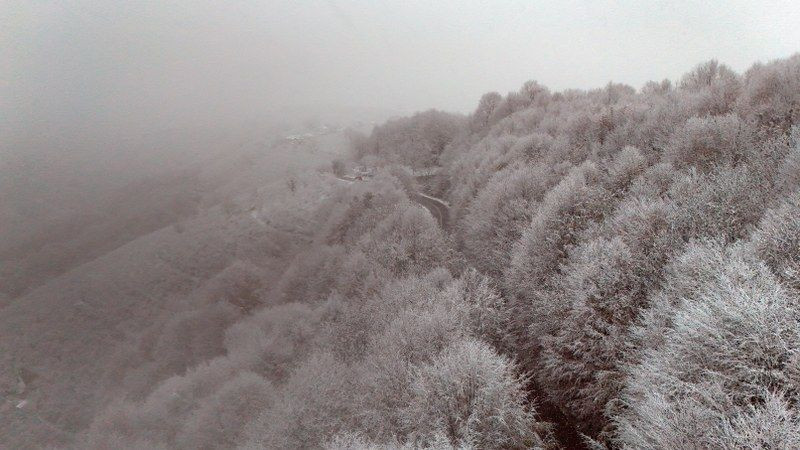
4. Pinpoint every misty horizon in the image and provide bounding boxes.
[4,1,800,137]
